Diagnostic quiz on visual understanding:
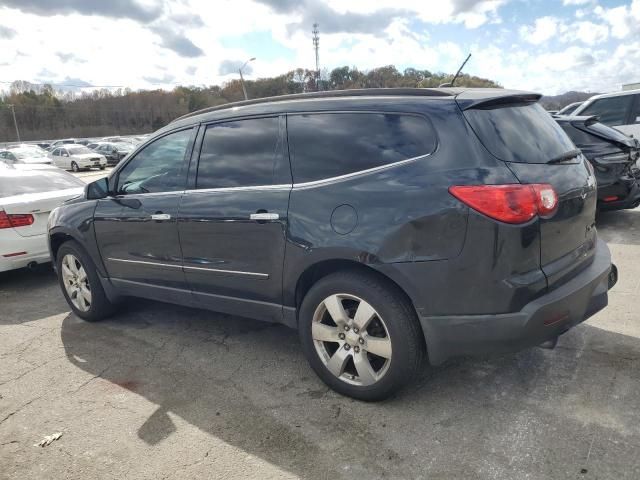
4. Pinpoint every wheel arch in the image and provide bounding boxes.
[294,259,420,322]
